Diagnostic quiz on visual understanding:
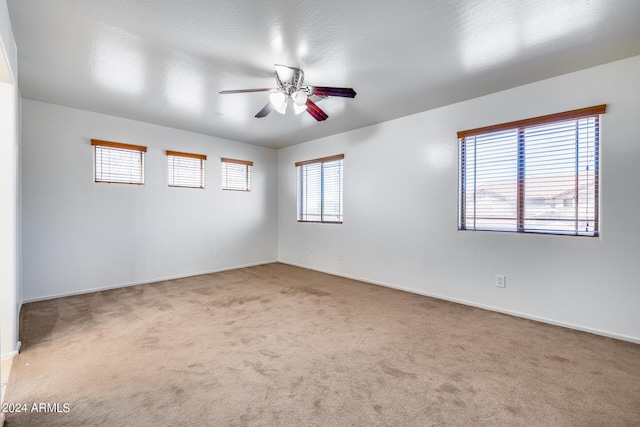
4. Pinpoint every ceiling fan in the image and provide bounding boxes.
[219,64,356,121]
